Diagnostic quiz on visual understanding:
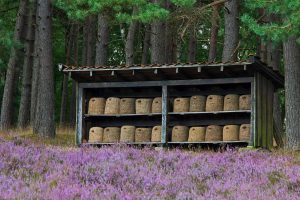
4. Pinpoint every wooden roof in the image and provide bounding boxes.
[59,56,284,87]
